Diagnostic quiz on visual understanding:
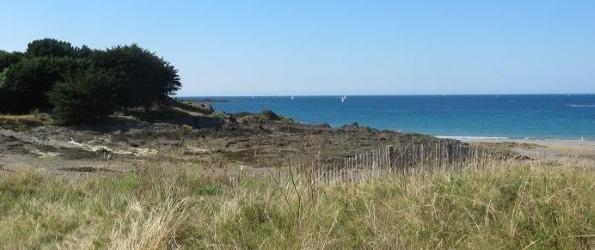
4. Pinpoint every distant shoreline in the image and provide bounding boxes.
[441,136,595,147]
[178,93,595,97]
[180,95,595,142]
